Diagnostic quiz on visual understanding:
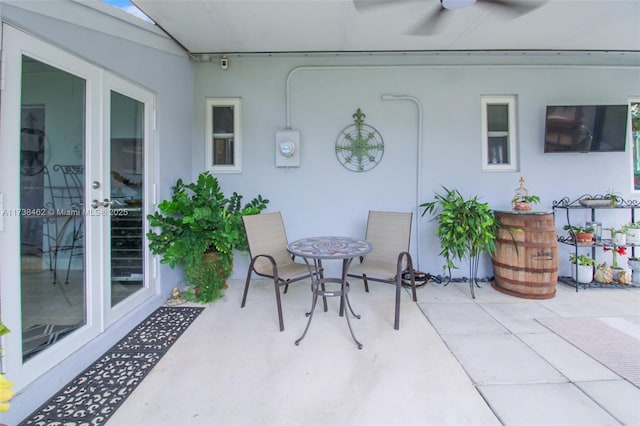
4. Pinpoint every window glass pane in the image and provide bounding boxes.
[481,95,517,172]
[488,136,509,164]
[488,104,509,132]
[213,137,234,165]
[206,98,241,172]
[110,90,144,306]
[20,55,87,361]
[212,106,234,134]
